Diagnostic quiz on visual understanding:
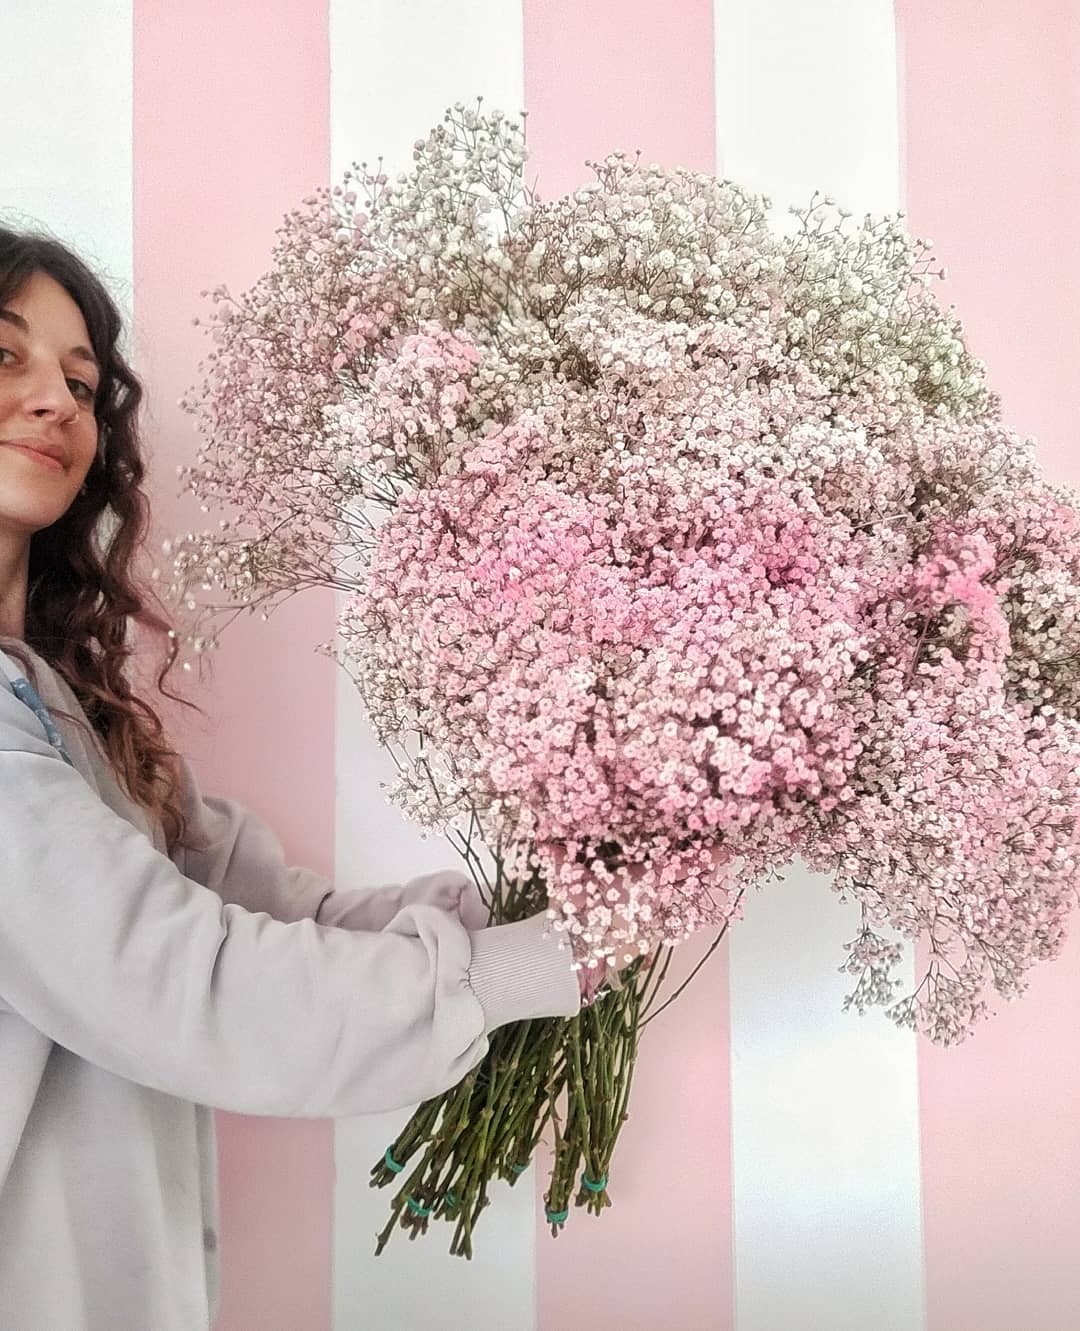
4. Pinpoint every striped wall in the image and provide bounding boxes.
[898,7,1080,1331]
[131,7,337,1329]
[4,2,1079,1328]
